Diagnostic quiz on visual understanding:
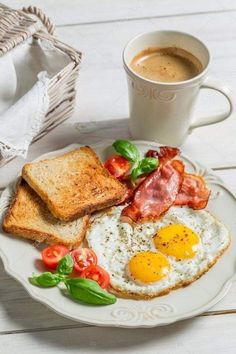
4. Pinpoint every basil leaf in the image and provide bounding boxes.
[112,140,139,163]
[65,278,117,305]
[56,254,74,275]
[131,157,158,183]
[130,165,142,184]
[30,272,62,288]
[139,157,158,172]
